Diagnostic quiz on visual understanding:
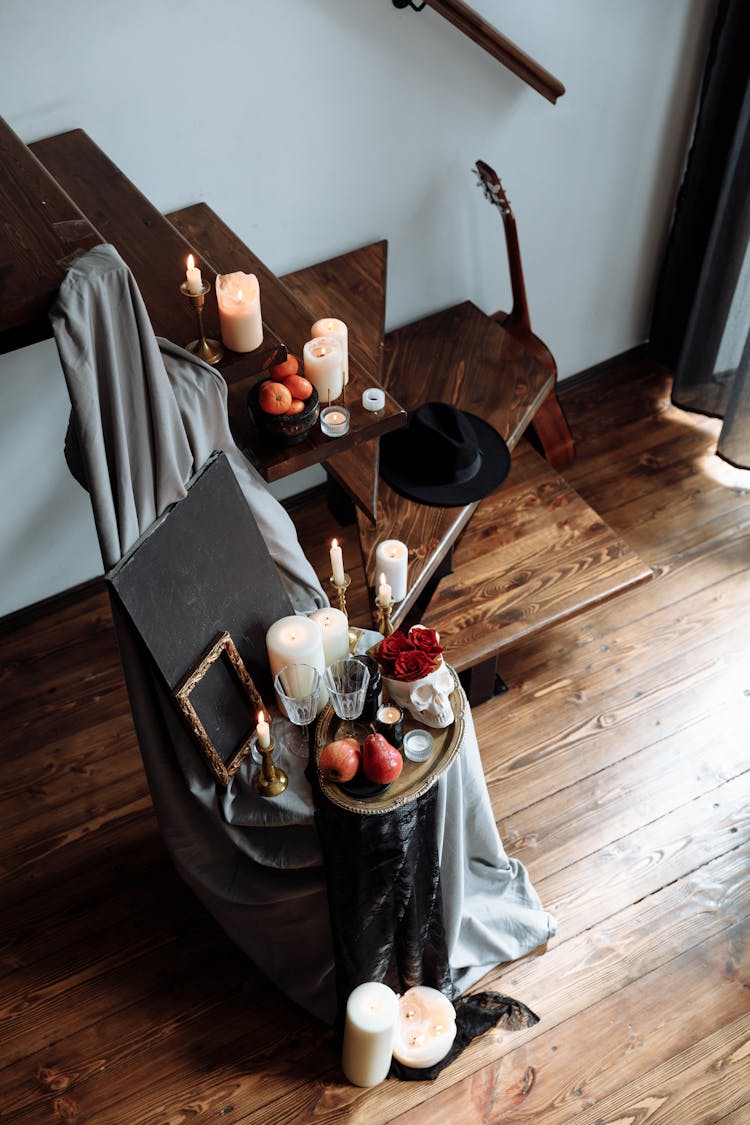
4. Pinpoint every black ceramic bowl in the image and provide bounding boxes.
[248,380,320,446]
